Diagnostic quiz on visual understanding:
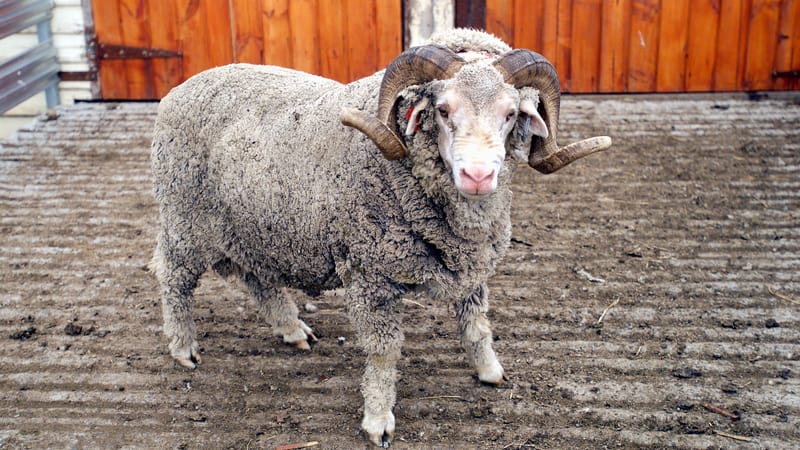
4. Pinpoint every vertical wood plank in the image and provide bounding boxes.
[570,0,602,93]
[743,0,781,90]
[541,0,560,65]
[736,0,753,89]
[289,0,319,74]
[714,0,745,90]
[485,0,515,44]
[791,0,800,89]
[232,0,264,64]
[119,0,152,99]
[263,0,293,68]
[685,0,721,92]
[513,0,545,52]
[456,0,486,29]
[773,0,799,90]
[205,0,233,68]
[148,0,181,97]
[345,0,377,81]
[93,0,128,98]
[599,0,631,92]
[375,0,402,69]
[556,0,573,91]
[177,0,212,78]
[628,0,660,92]
[656,0,689,91]
[318,0,349,82]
